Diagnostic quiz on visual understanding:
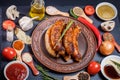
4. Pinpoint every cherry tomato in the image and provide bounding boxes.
[84,5,95,16]
[87,61,101,75]
[2,47,17,60]
[2,20,16,30]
